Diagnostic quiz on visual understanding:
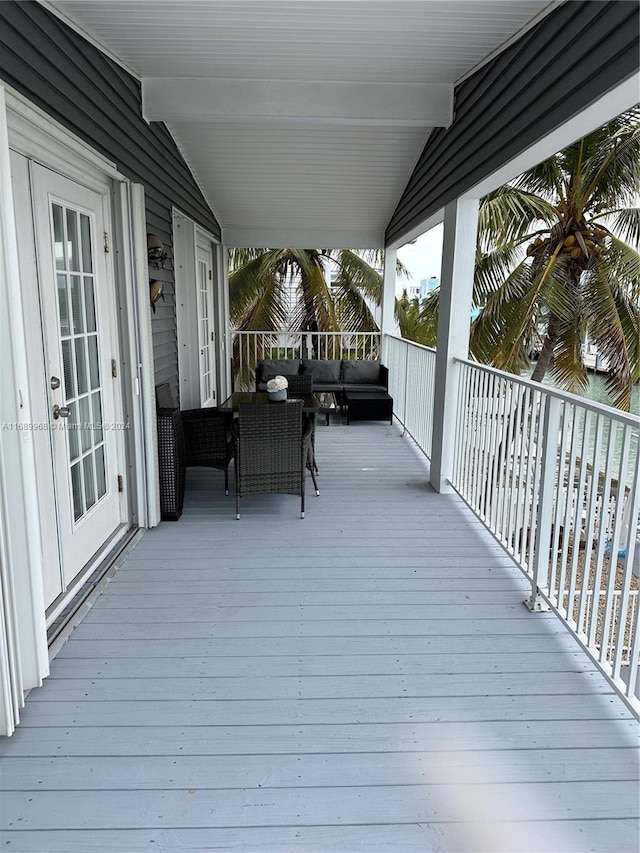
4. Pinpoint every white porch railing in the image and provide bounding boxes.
[452,359,640,704]
[383,335,639,706]
[385,334,437,457]
[231,331,381,390]
[565,589,639,666]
